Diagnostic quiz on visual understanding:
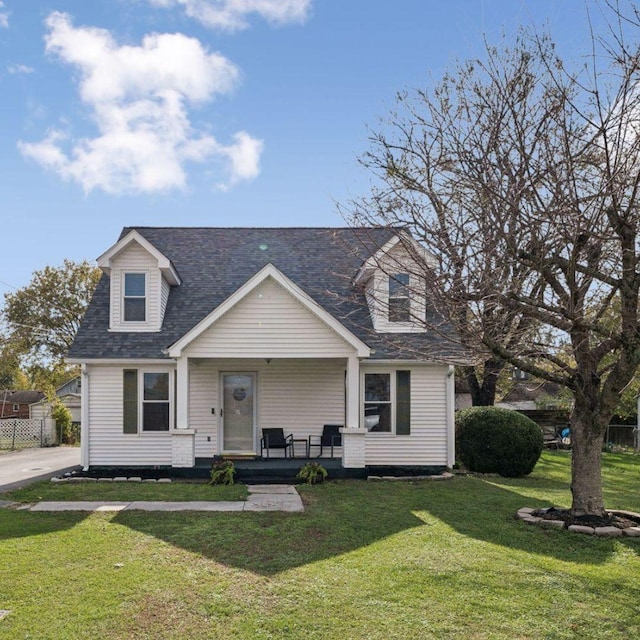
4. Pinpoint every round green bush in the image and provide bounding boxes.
[455,407,543,477]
